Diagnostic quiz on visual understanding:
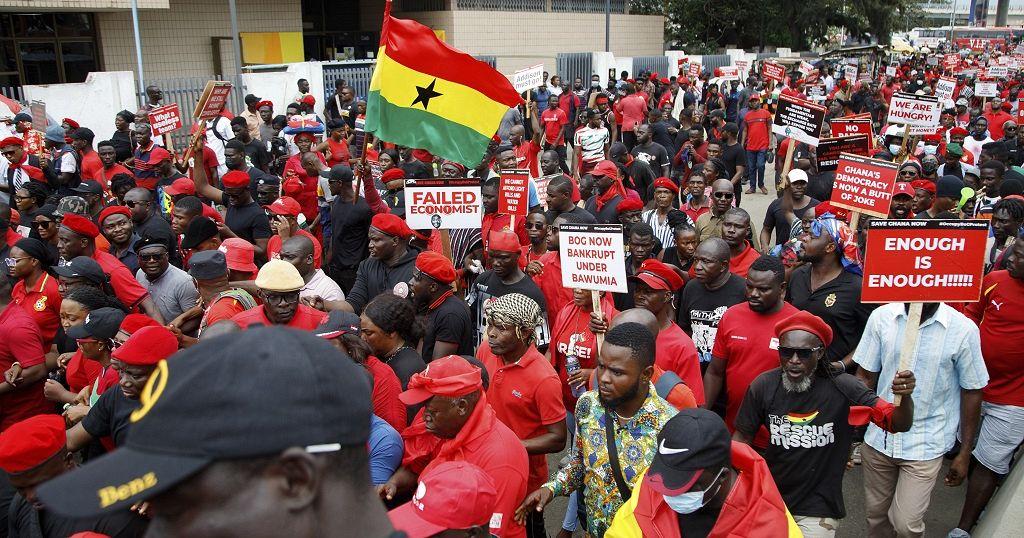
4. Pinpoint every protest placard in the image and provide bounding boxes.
[861,219,988,303]
[535,173,560,207]
[194,81,233,120]
[816,135,871,171]
[844,65,858,84]
[404,178,482,230]
[148,104,182,136]
[885,66,897,77]
[718,66,740,80]
[799,61,814,76]
[887,93,941,129]
[934,76,957,104]
[29,101,46,132]
[511,64,544,94]
[975,81,998,98]
[688,62,701,78]
[559,223,627,293]
[830,116,873,139]
[734,59,749,75]
[830,153,899,218]
[762,61,786,83]
[771,94,826,146]
[806,84,826,99]
[986,65,1009,78]
[498,169,530,217]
